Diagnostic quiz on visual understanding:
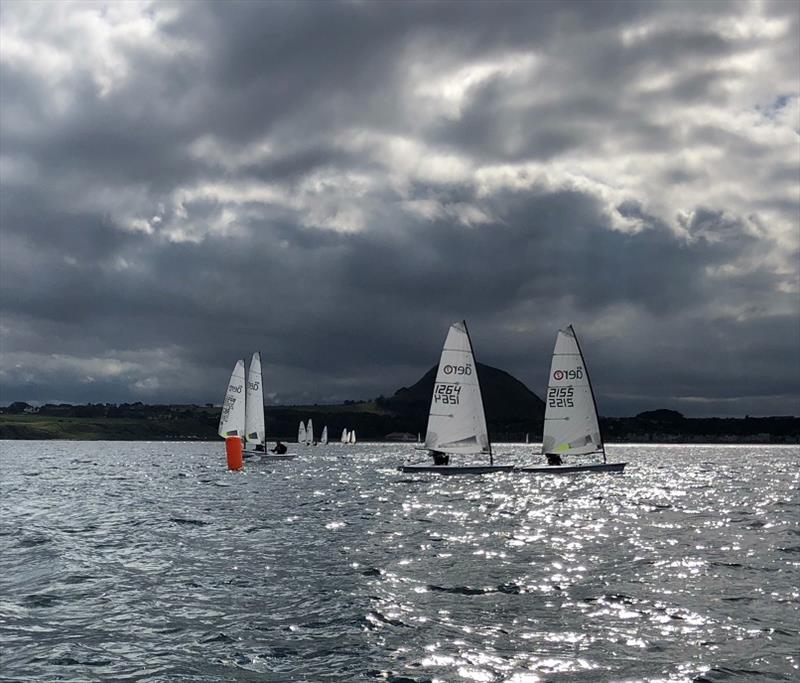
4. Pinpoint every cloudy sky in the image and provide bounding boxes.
[1,0,798,416]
